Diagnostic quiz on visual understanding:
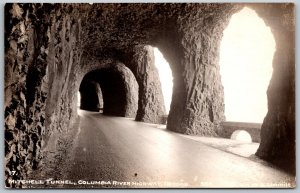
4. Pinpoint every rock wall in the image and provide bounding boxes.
[249,3,295,174]
[156,4,239,135]
[4,3,295,185]
[5,4,53,187]
[117,64,139,118]
[120,46,166,123]
[39,6,83,183]
[5,4,83,187]
[97,83,104,111]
